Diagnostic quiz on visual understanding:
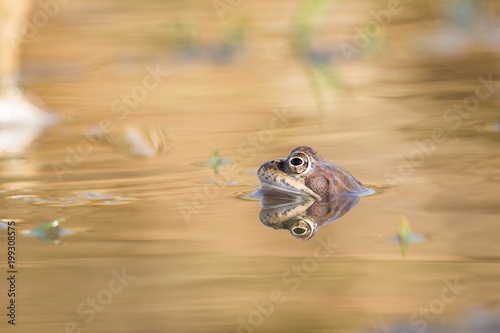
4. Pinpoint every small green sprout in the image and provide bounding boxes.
[209,150,223,175]
[398,216,411,258]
